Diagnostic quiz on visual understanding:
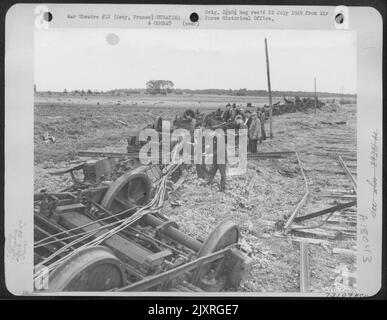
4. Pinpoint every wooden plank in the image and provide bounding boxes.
[293,201,356,223]
[319,195,357,200]
[332,248,356,256]
[290,237,329,246]
[324,225,356,232]
[284,152,309,230]
[323,188,354,194]
[173,177,185,191]
[339,231,357,238]
[326,218,356,226]
[307,169,356,176]
[299,242,309,293]
[291,227,338,240]
[48,163,85,175]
